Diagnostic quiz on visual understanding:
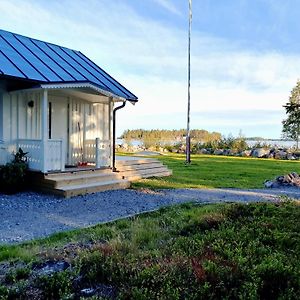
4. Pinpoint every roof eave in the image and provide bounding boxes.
[38,82,128,101]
